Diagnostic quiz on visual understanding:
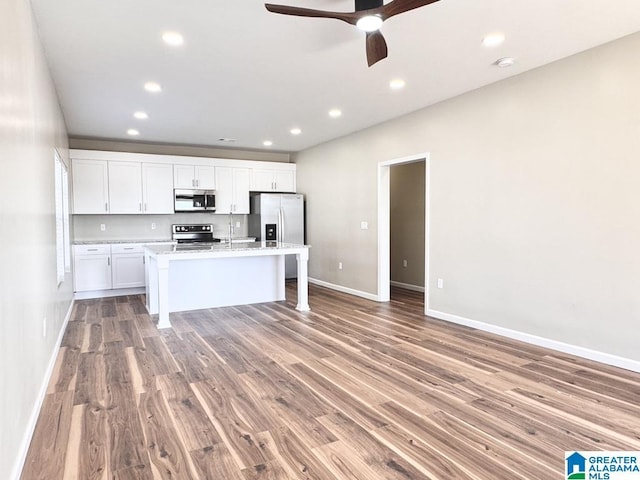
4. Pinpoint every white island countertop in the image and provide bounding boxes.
[145,241,307,256]
[144,242,310,329]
